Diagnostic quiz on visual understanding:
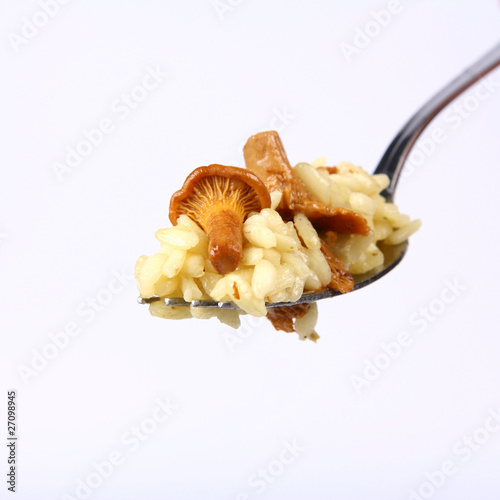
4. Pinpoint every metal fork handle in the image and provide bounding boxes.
[374,41,500,201]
